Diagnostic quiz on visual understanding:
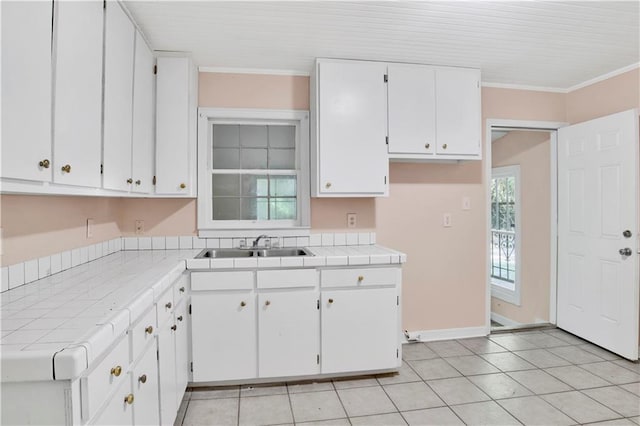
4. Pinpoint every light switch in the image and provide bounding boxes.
[443,213,452,227]
[347,213,357,228]
[462,197,471,210]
